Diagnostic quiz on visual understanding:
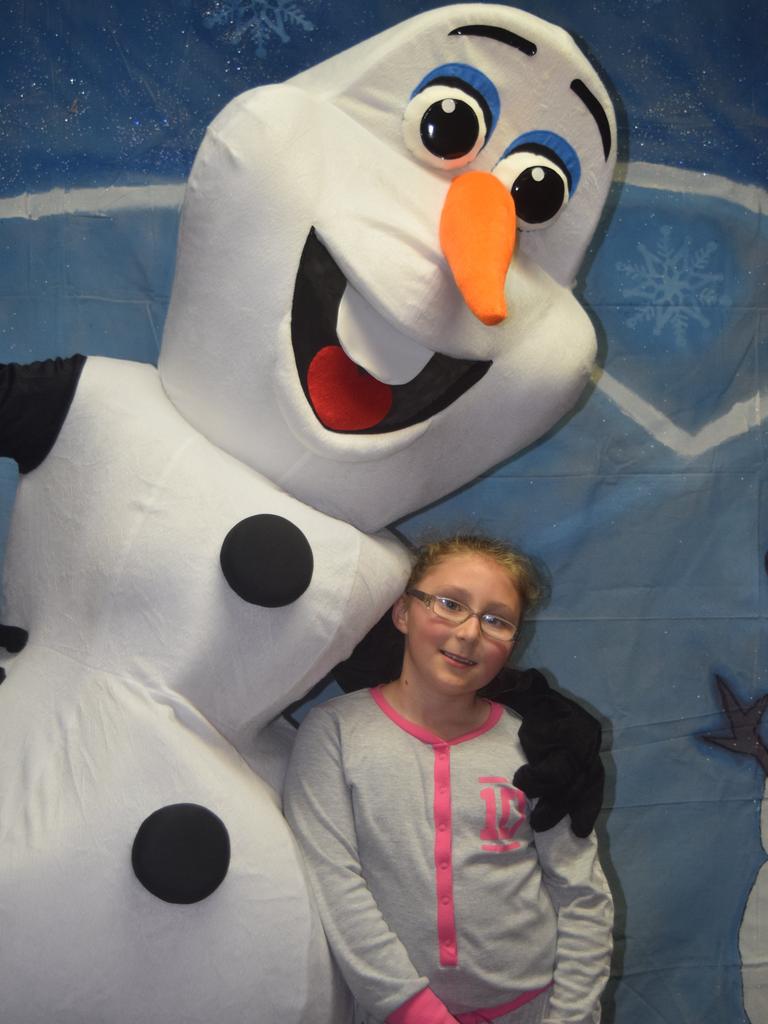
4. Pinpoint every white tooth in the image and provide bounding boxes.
[336,285,433,385]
